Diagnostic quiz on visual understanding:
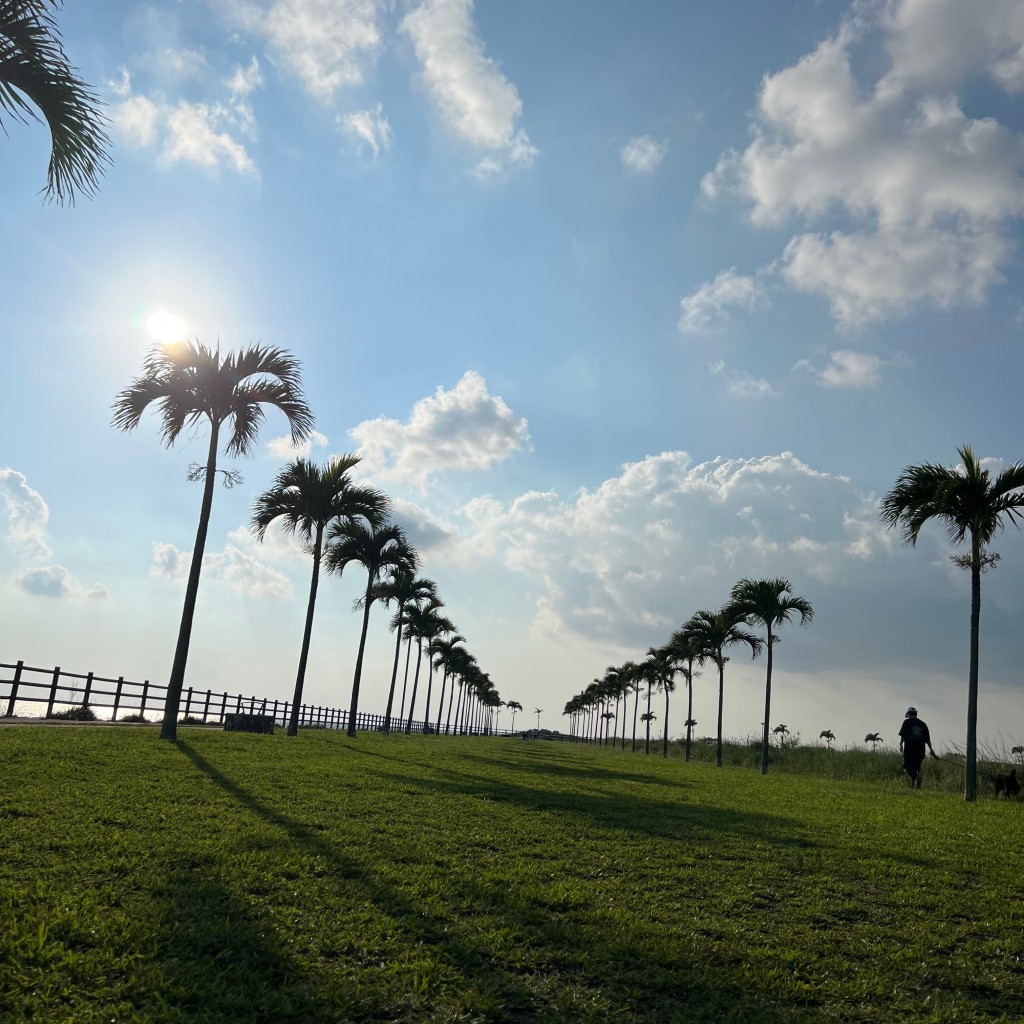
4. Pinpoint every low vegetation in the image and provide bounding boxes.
[1,728,1021,1023]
